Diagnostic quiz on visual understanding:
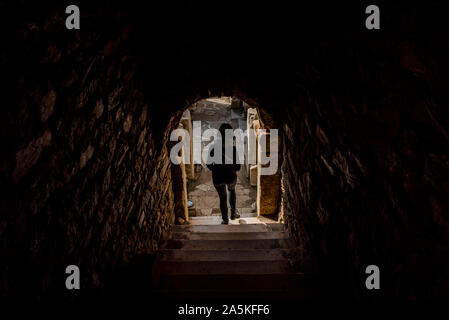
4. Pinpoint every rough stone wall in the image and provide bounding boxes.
[0,3,175,298]
[281,18,449,298]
